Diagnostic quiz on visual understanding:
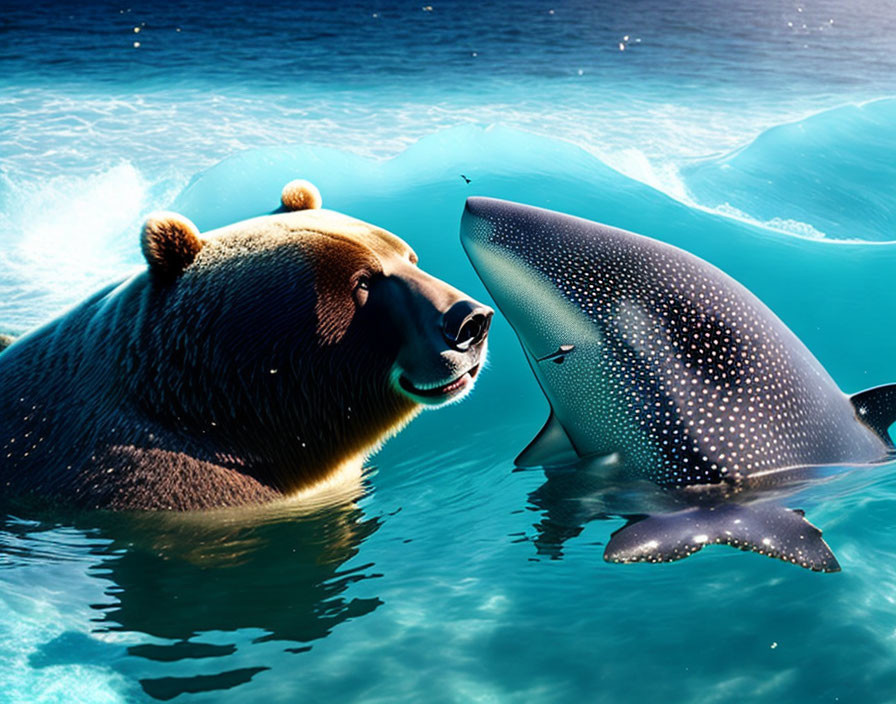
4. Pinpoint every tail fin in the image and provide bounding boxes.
[604,503,840,572]
[0,334,14,353]
[850,384,896,449]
